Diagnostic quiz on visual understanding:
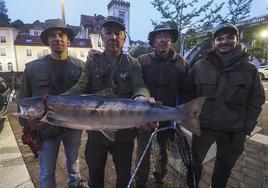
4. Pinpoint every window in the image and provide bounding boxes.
[0,63,2,71]
[0,36,6,43]
[26,49,32,56]
[0,48,6,56]
[118,11,125,20]
[34,31,39,36]
[81,51,85,57]
[8,62,13,71]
